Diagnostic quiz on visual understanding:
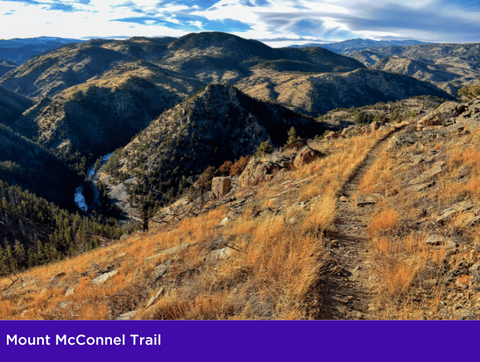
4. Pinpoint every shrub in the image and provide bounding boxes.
[197,165,218,190]
[230,156,250,176]
[219,160,233,176]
